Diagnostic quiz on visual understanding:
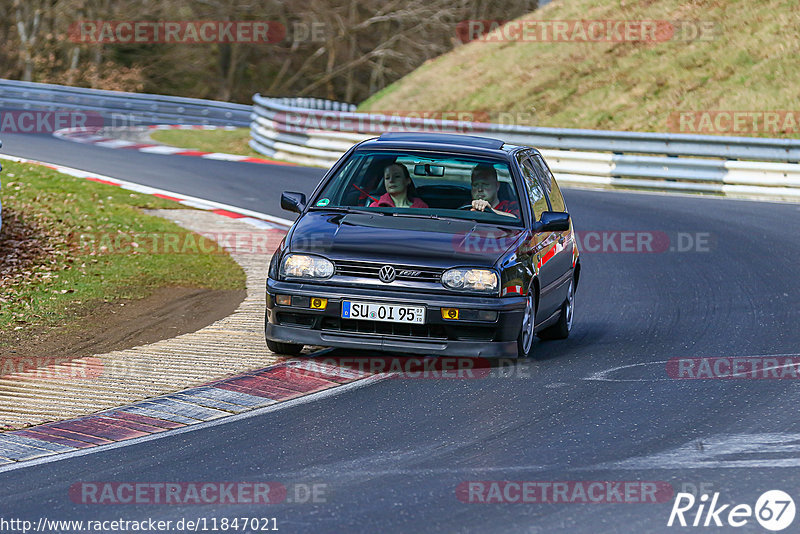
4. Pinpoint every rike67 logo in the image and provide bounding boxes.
[668,490,795,531]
